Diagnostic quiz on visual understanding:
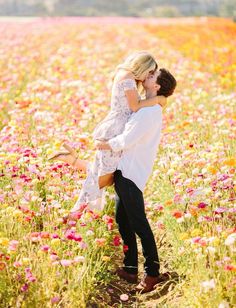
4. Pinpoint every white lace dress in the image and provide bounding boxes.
[71,79,139,212]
